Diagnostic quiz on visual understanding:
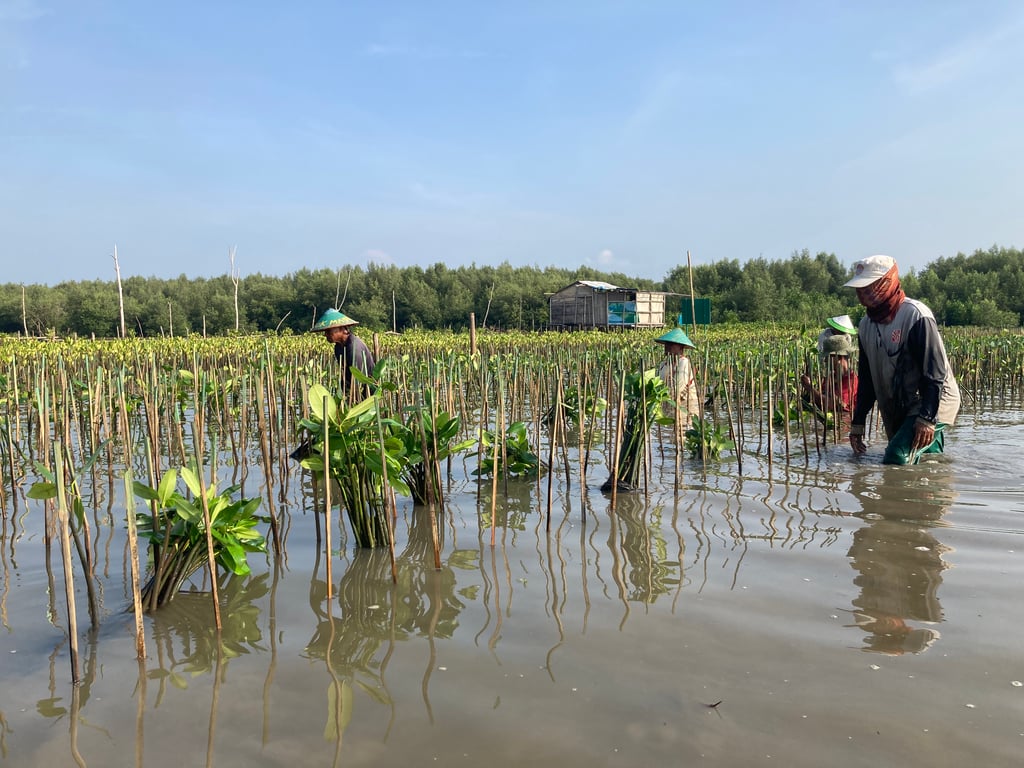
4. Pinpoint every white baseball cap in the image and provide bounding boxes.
[844,255,896,288]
